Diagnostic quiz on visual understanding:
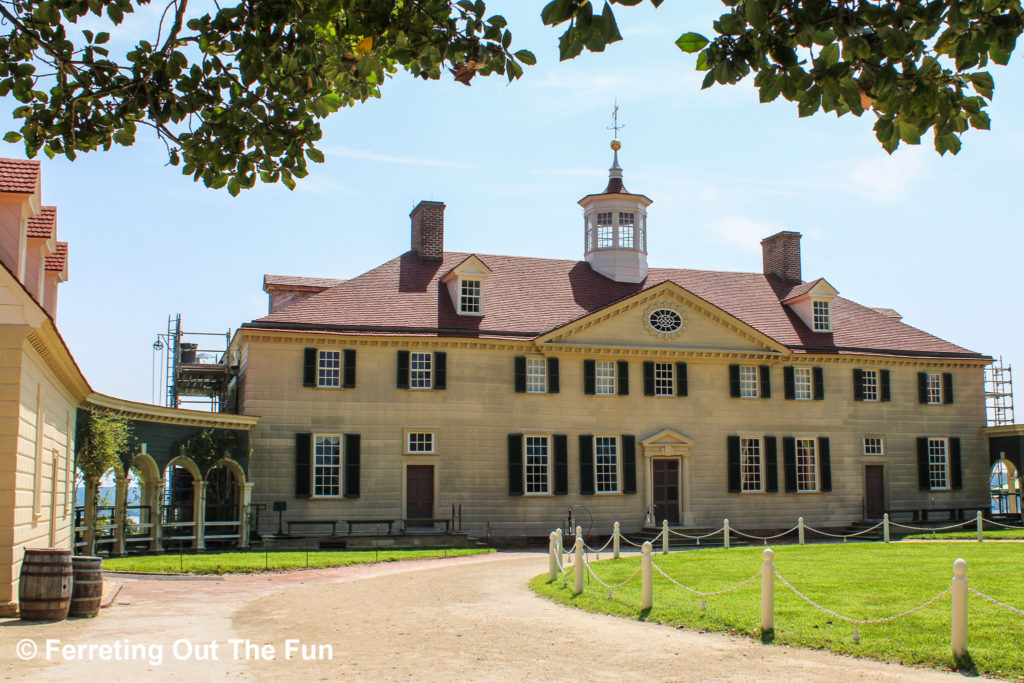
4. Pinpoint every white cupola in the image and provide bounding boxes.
[578,139,652,283]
